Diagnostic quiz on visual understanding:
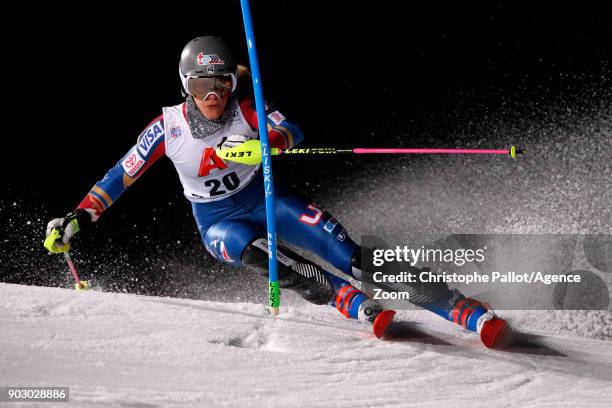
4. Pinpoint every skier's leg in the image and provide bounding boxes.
[267,191,502,338]
[418,288,492,333]
[239,236,379,317]
[253,191,393,327]
[200,218,341,305]
[190,189,369,313]
[358,245,499,335]
[424,290,508,347]
[327,230,501,331]
[216,181,506,343]
[239,234,394,335]
[268,191,359,278]
[240,237,335,305]
[363,247,506,343]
